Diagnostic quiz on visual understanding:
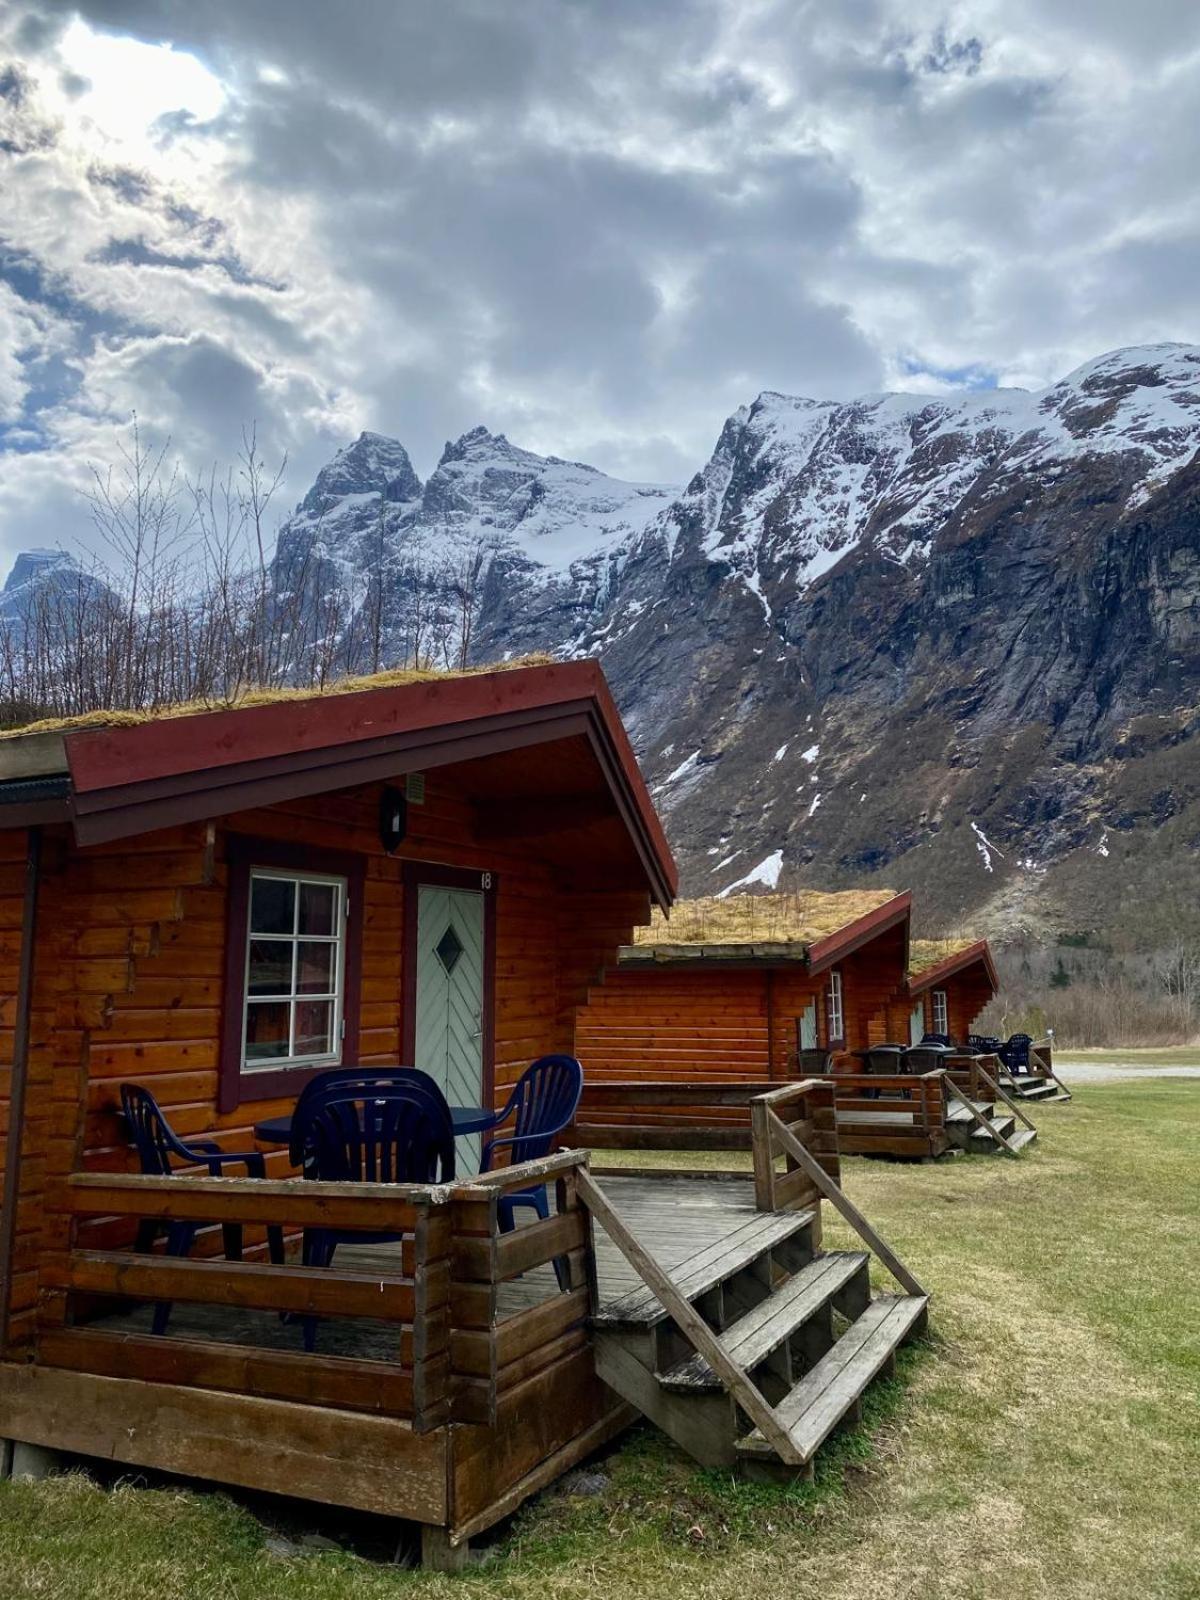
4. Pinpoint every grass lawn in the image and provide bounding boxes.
[2,1082,1198,1599]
